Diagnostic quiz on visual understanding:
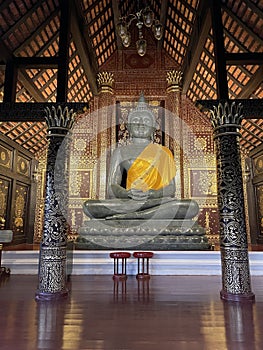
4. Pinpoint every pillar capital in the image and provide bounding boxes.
[45,105,76,137]
[166,70,183,93]
[210,101,243,138]
[97,71,114,94]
